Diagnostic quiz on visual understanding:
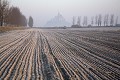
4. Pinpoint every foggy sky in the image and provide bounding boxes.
[10,0,120,27]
